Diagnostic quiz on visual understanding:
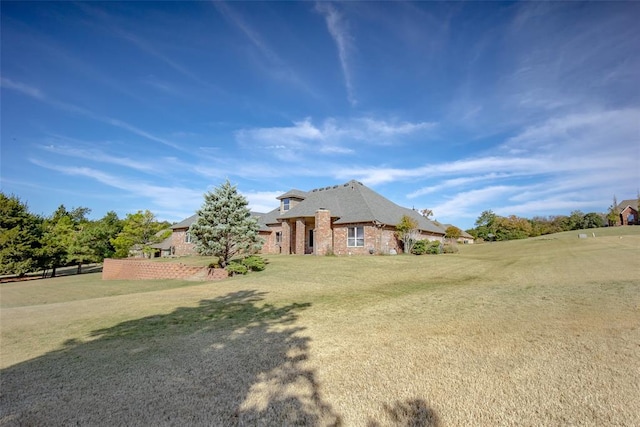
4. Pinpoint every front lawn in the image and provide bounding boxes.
[1,227,638,425]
